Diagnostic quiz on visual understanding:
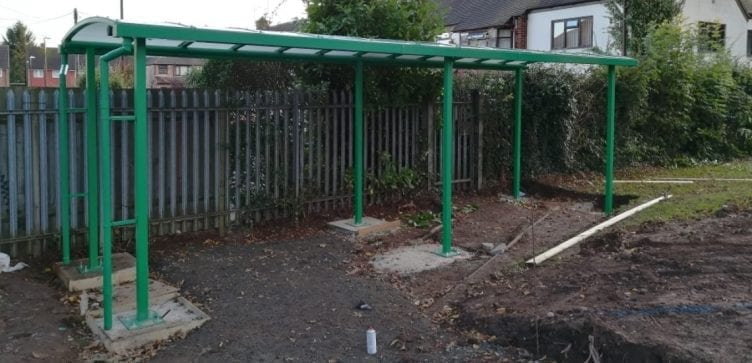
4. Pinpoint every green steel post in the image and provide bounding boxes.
[604,65,616,214]
[440,59,456,256]
[85,48,100,270]
[98,42,132,331]
[133,38,150,322]
[98,50,114,330]
[59,53,70,264]
[513,68,523,200]
[353,60,364,225]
